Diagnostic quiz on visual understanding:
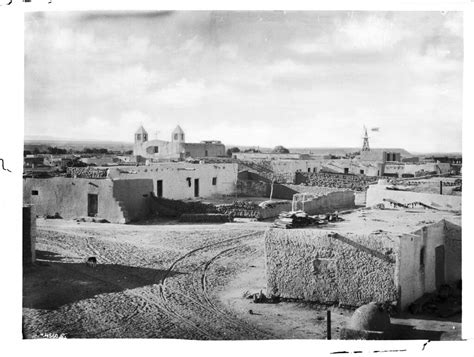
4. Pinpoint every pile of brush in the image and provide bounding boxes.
[273,211,343,229]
